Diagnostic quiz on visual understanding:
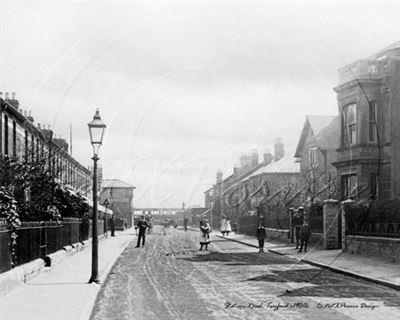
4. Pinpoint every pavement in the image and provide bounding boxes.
[215,232,400,291]
[0,228,135,320]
